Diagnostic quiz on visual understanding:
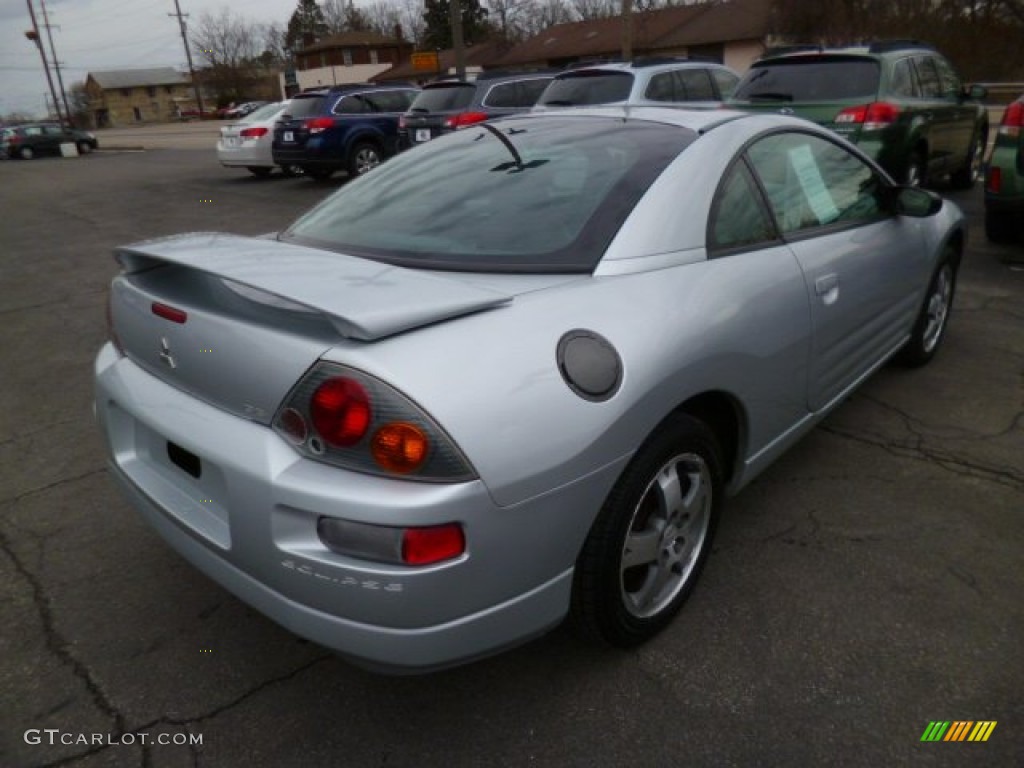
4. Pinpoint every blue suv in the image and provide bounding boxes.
[273,84,419,180]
